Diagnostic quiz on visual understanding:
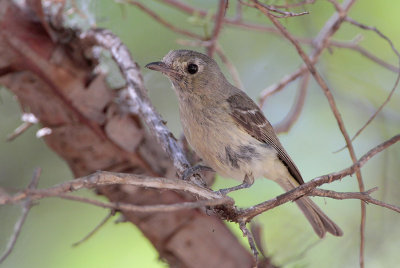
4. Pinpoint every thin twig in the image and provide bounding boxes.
[271,0,316,9]
[7,122,32,142]
[274,72,310,134]
[0,201,32,264]
[234,0,243,21]
[0,168,41,264]
[215,45,244,89]
[207,0,227,57]
[72,210,116,247]
[159,0,278,33]
[282,240,321,266]
[7,113,38,142]
[345,17,400,144]
[259,67,306,107]
[310,188,400,214]
[259,0,359,104]
[250,222,267,259]
[122,0,203,40]
[27,168,42,189]
[259,37,398,107]
[330,40,399,73]
[239,222,258,265]
[246,1,309,18]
